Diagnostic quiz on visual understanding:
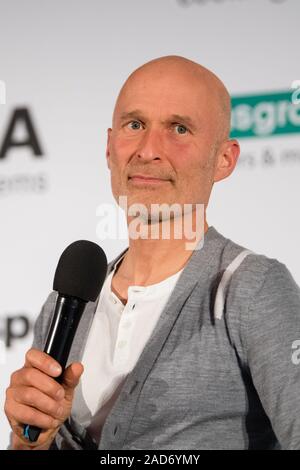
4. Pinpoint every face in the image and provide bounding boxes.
[106,64,236,223]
